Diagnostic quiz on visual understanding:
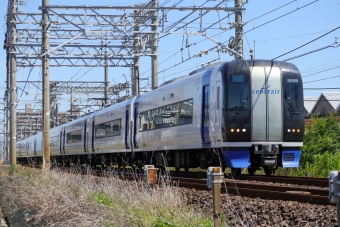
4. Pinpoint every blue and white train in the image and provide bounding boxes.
[16,60,304,175]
